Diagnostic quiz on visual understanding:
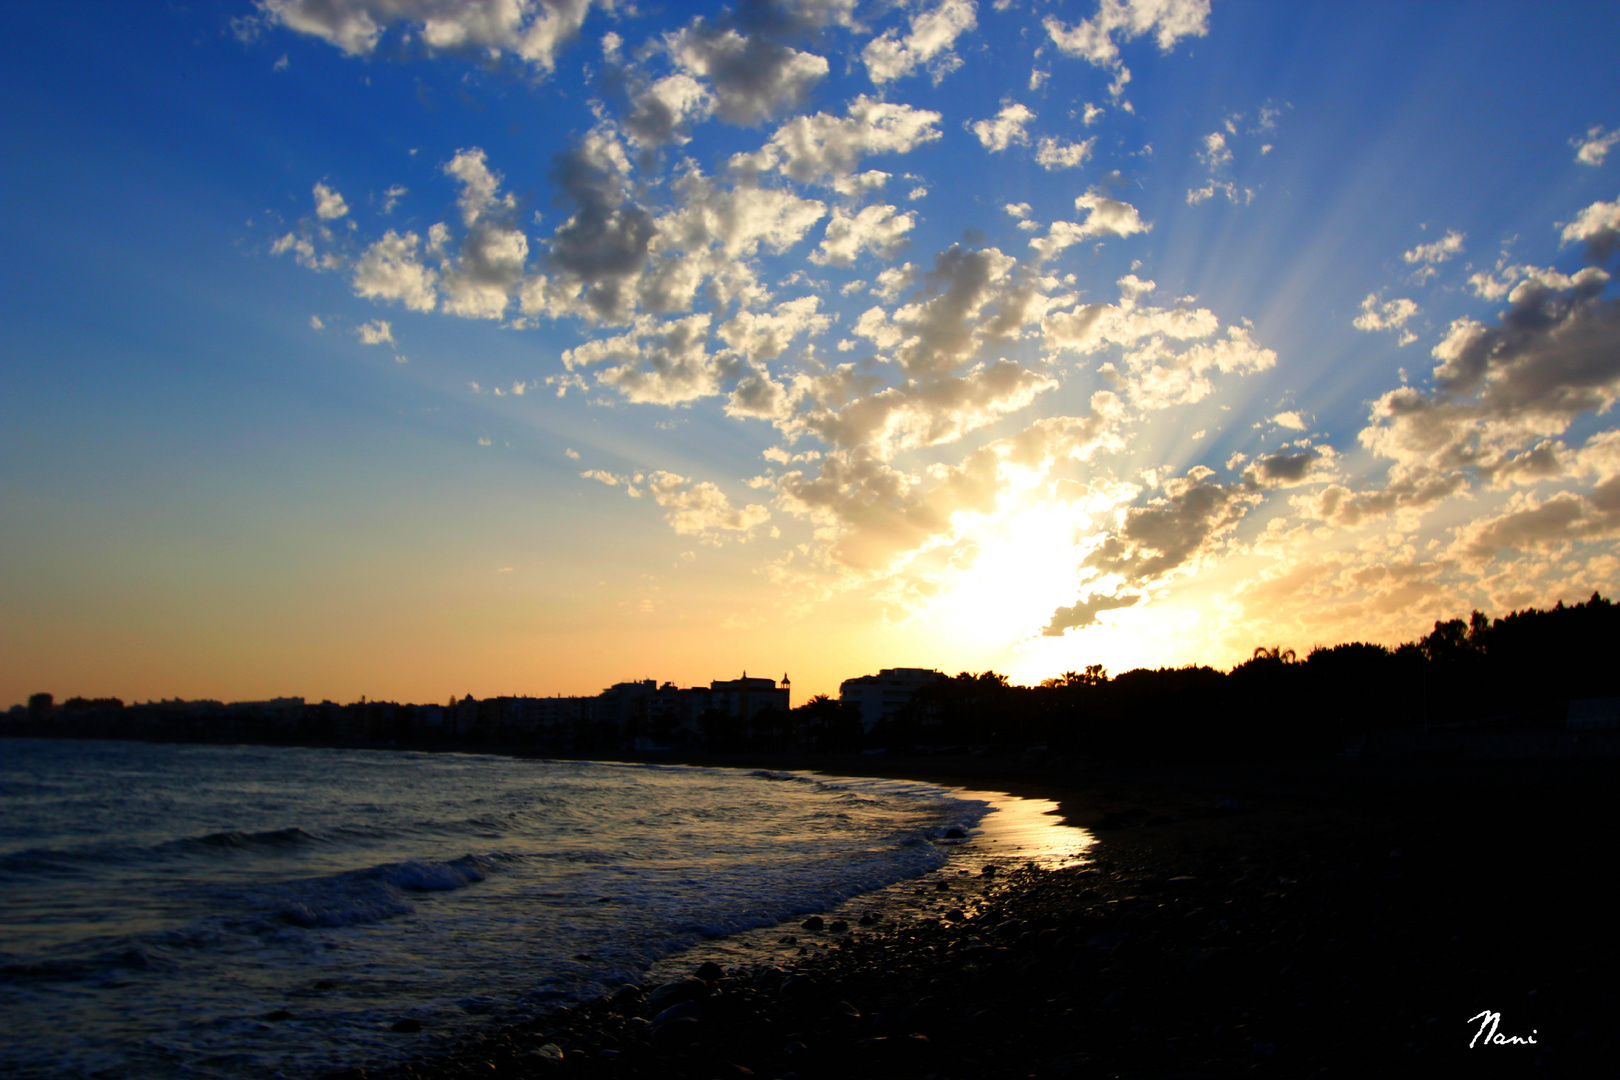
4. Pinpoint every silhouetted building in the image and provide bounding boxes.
[839,667,944,732]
